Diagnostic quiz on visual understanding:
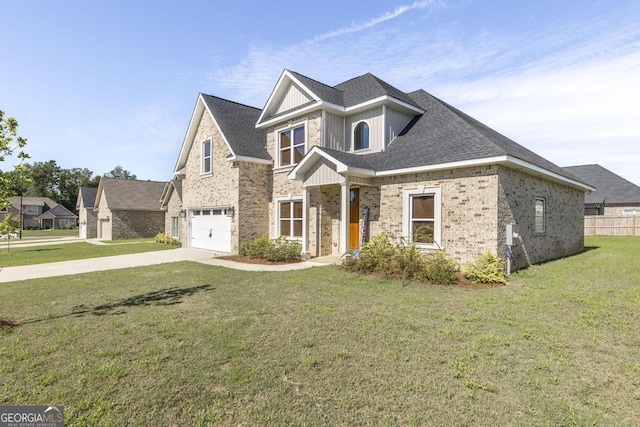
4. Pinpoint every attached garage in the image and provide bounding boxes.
[189,208,232,252]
